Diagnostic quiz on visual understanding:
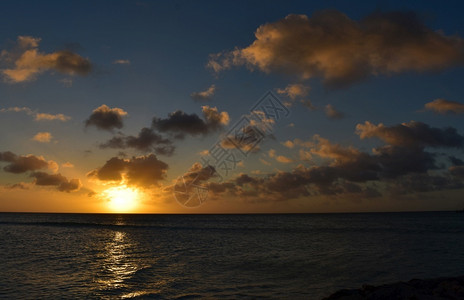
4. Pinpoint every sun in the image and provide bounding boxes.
[102,186,141,212]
